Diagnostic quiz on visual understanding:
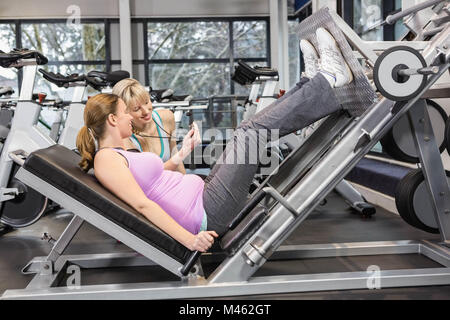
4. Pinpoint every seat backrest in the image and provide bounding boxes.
[23,144,192,263]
